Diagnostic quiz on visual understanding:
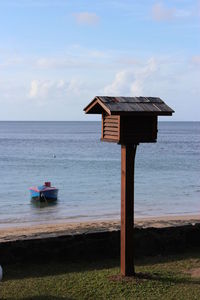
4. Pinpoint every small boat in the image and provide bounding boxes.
[29,182,58,201]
